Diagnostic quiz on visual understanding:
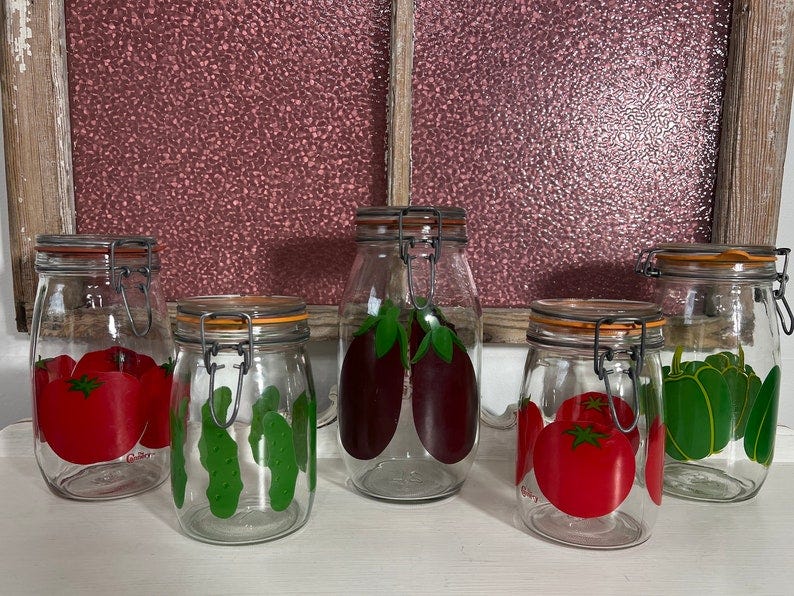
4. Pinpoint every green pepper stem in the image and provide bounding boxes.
[671,345,684,376]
